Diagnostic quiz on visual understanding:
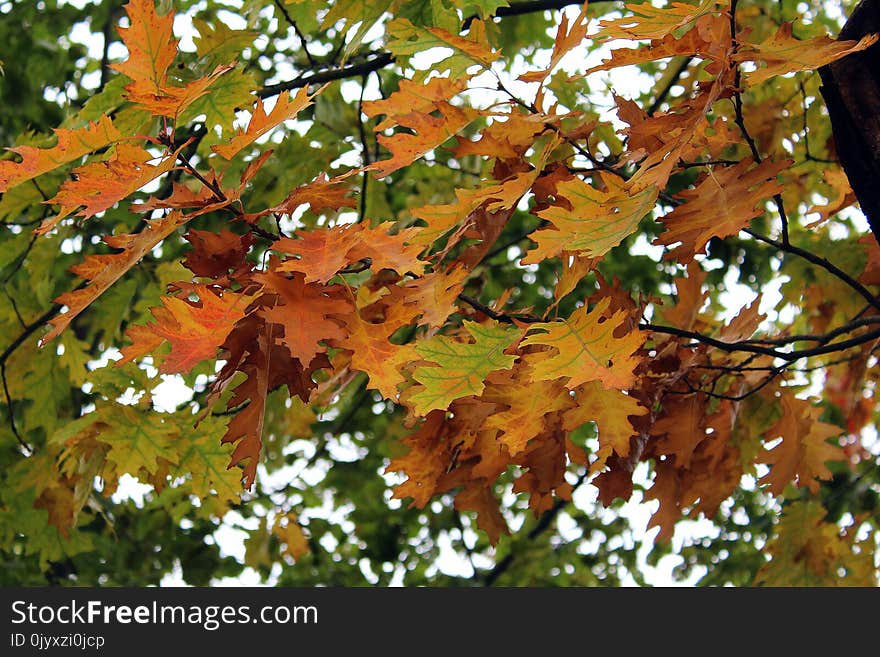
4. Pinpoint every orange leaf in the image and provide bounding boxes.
[0,116,122,192]
[720,298,765,343]
[272,172,356,215]
[587,14,729,74]
[736,23,879,85]
[41,211,189,343]
[362,75,468,131]
[273,514,310,560]
[519,3,590,84]
[562,381,647,472]
[275,223,427,284]
[481,357,571,456]
[338,309,417,400]
[118,285,250,373]
[212,86,316,160]
[274,226,361,284]
[454,482,508,545]
[368,102,479,179]
[222,326,271,488]
[759,396,844,495]
[112,0,177,96]
[652,395,707,469]
[401,267,469,329]
[653,158,789,260]
[256,268,351,364]
[40,143,184,233]
[111,0,230,117]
